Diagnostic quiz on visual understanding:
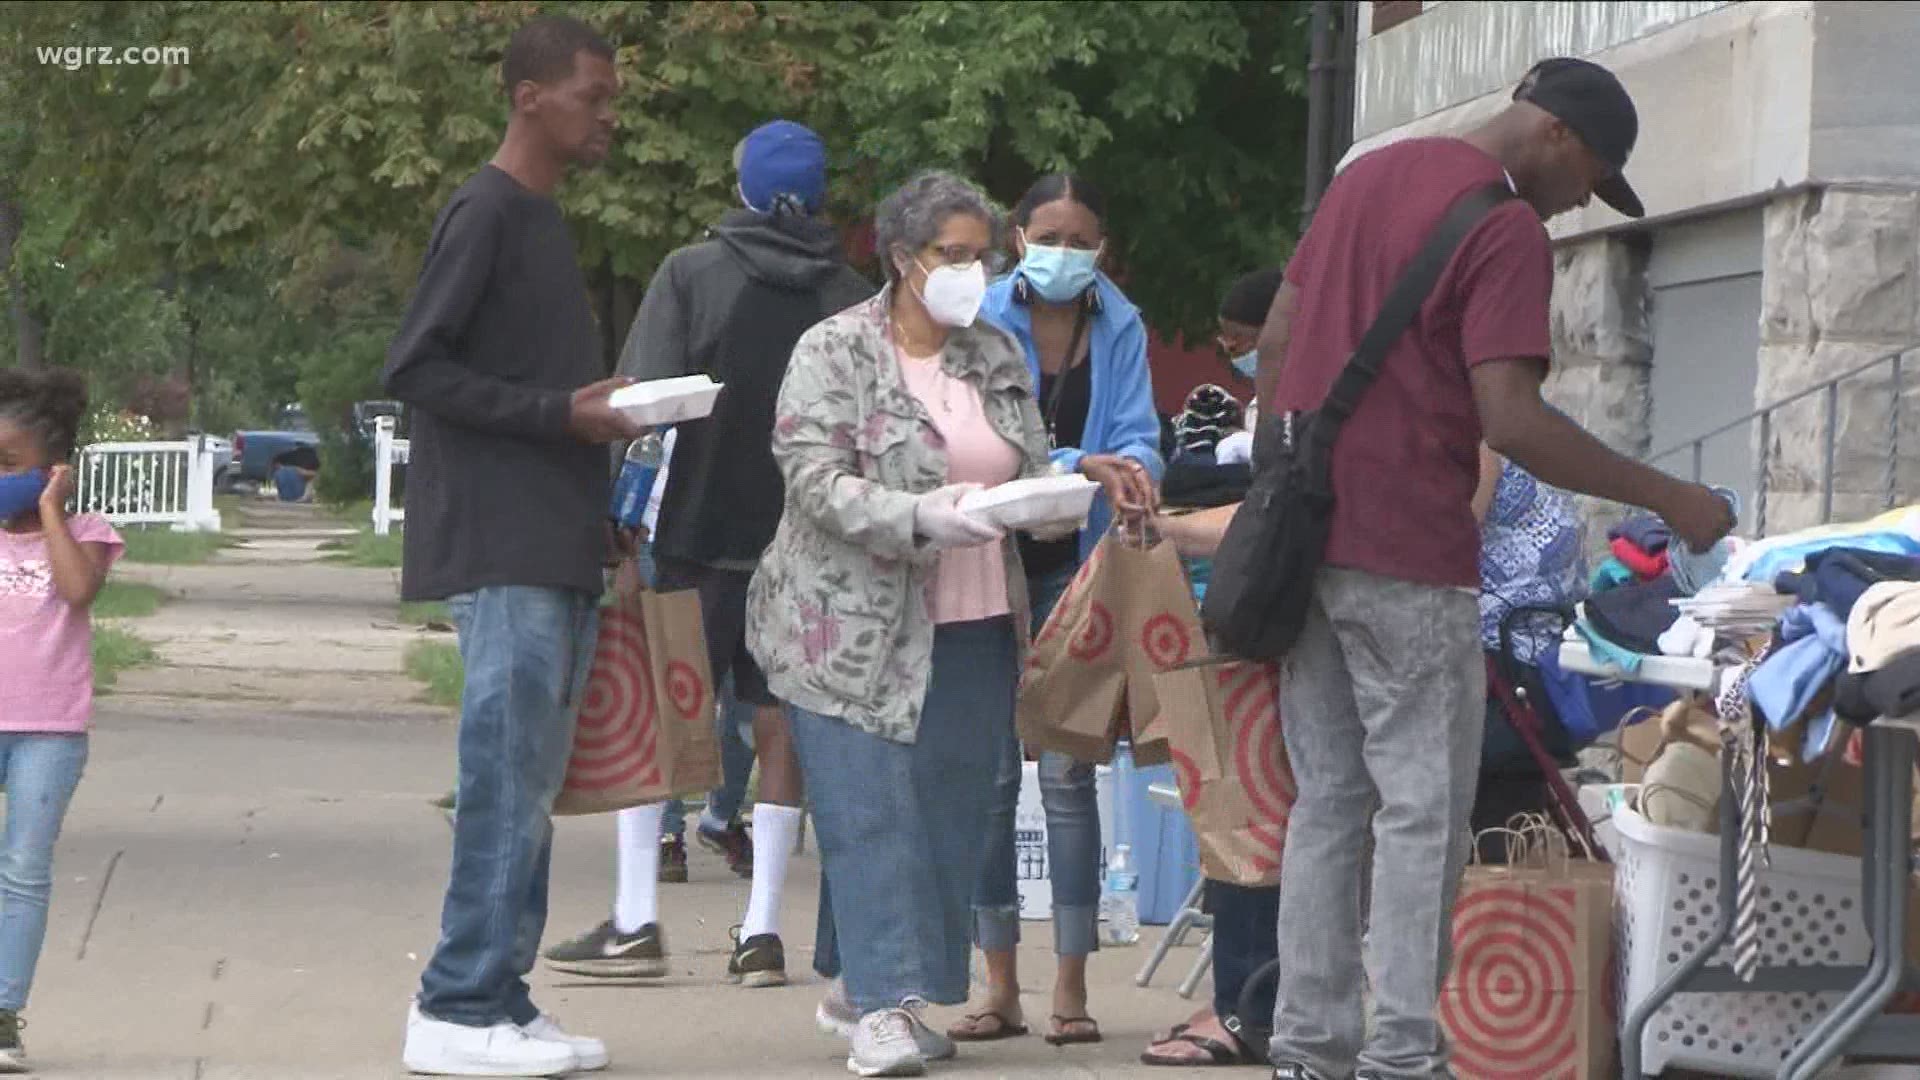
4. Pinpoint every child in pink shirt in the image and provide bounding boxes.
[0,369,122,1072]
